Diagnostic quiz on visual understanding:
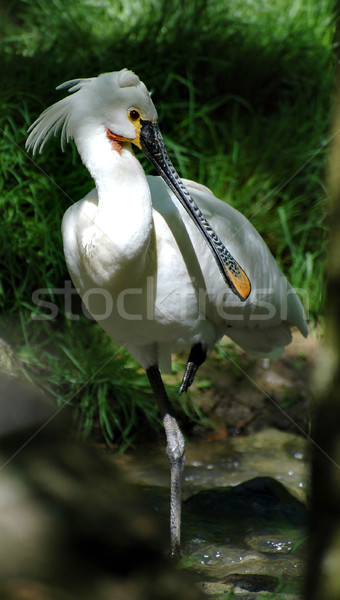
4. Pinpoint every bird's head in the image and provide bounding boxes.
[26,68,158,155]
